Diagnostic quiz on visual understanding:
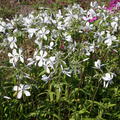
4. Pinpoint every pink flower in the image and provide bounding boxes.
[105,0,120,11]
[88,16,98,23]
